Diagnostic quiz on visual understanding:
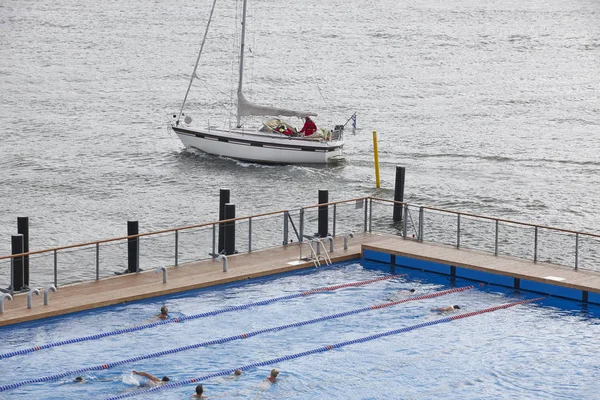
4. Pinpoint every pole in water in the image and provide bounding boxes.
[318,190,329,238]
[219,189,230,254]
[373,131,380,188]
[393,166,405,221]
[127,221,139,273]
